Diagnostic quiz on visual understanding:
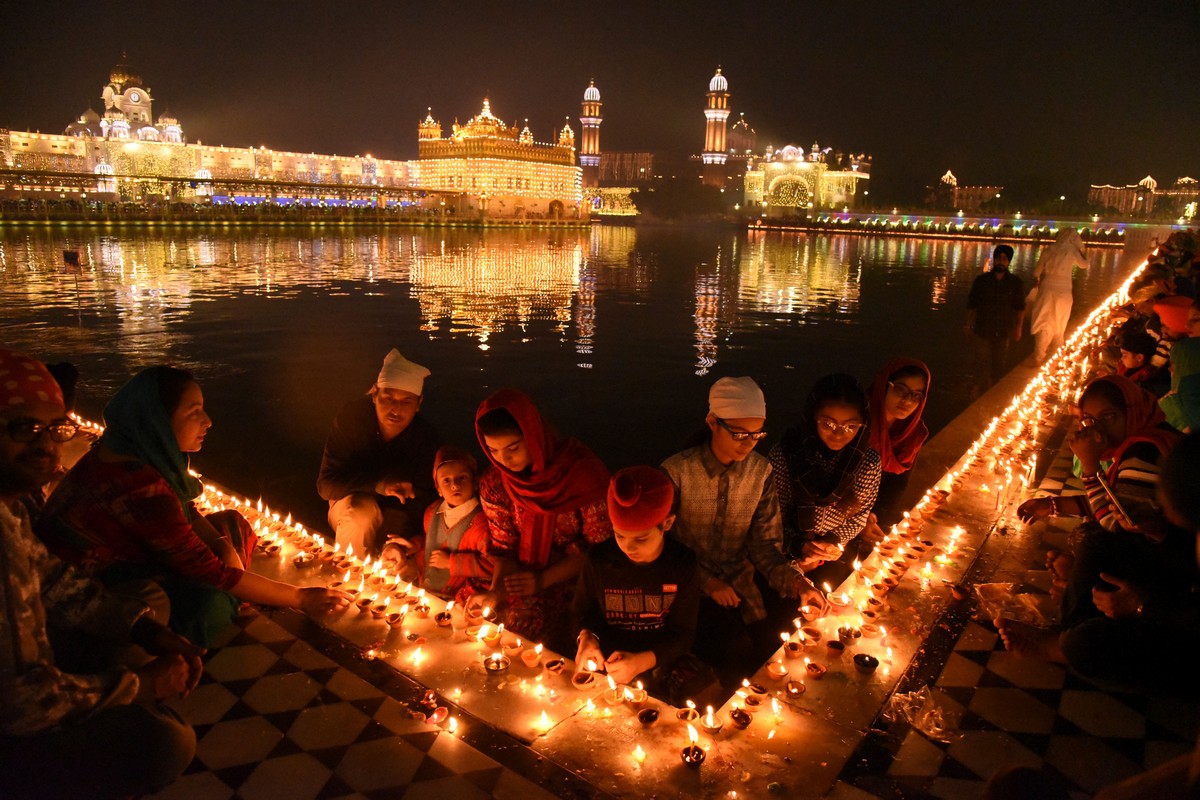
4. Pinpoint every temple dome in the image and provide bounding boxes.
[584,81,600,102]
[709,68,728,92]
[109,53,142,88]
